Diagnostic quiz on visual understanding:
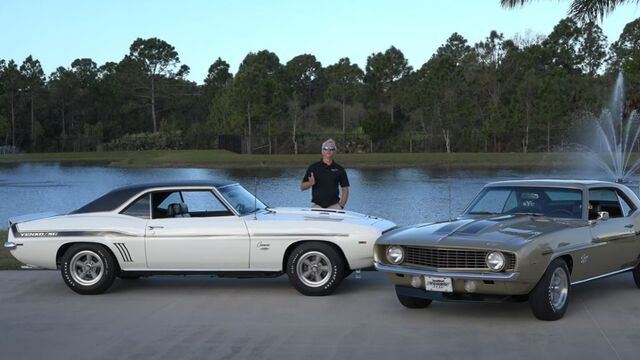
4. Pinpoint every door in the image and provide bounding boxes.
[144,189,250,270]
[587,188,639,276]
